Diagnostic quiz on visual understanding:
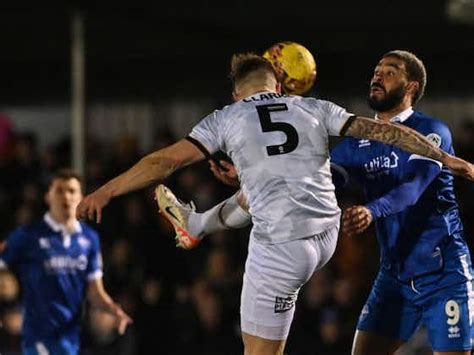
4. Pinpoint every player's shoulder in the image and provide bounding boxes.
[410,111,450,131]
[8,220,47,242]
[78,222,100,241]
[332,136,360,153]
[409,111,452,142]
[293,95,329,105]
[297,96,347,114]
